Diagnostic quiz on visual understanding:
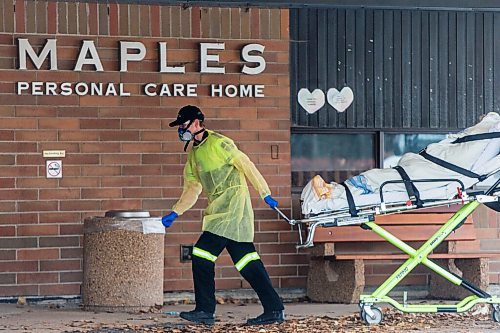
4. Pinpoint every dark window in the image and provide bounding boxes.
[291,133,376,192]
